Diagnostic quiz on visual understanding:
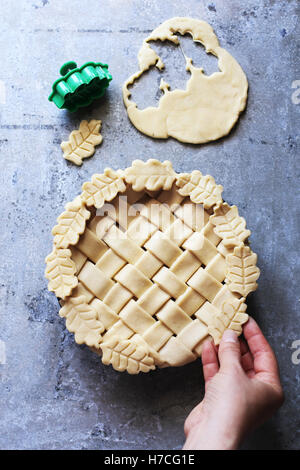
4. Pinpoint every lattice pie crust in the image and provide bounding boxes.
[45,160,260,374]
